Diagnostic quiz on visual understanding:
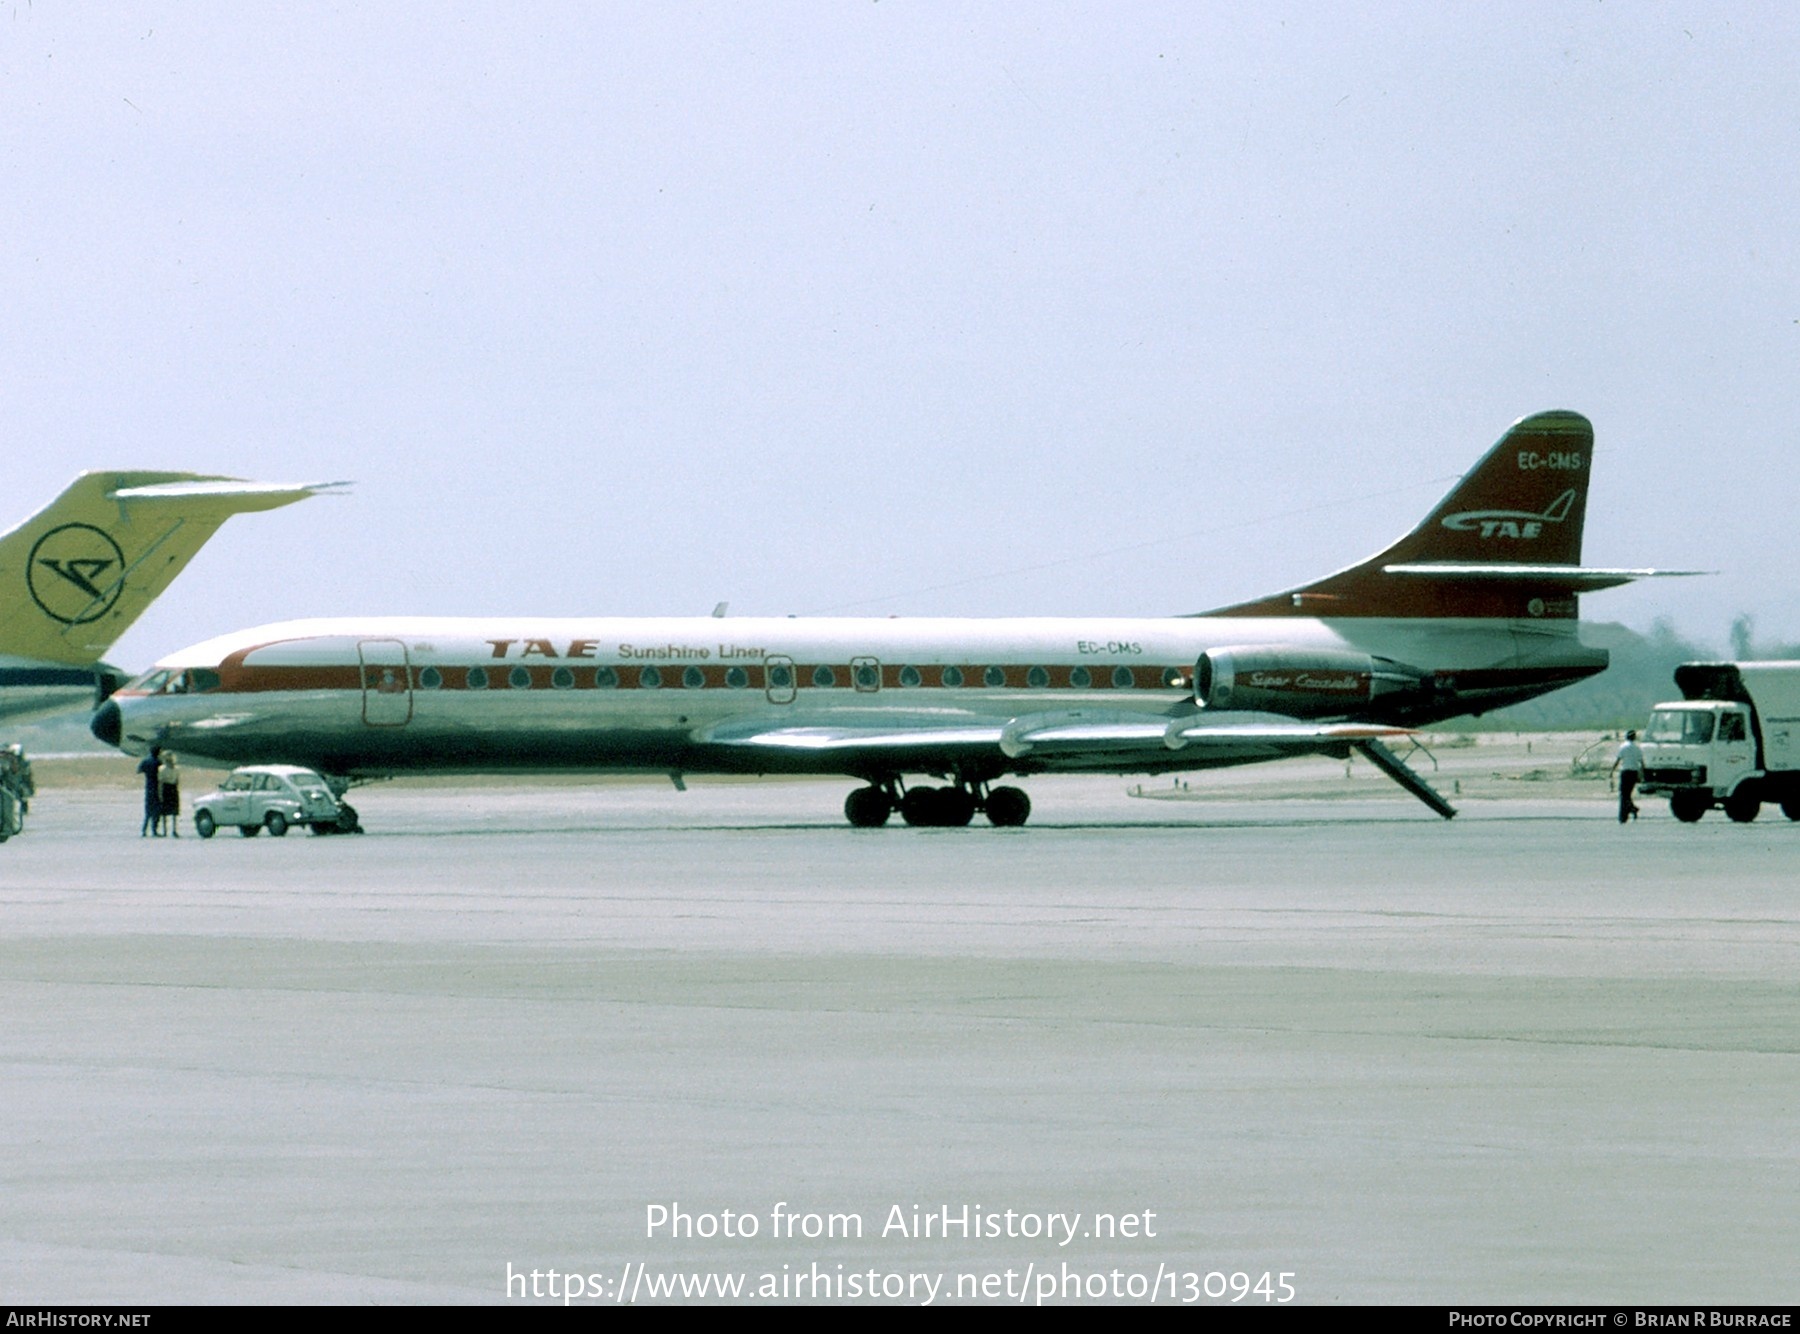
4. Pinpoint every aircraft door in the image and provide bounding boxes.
[358,639,413,726]
[765,655,796,704]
